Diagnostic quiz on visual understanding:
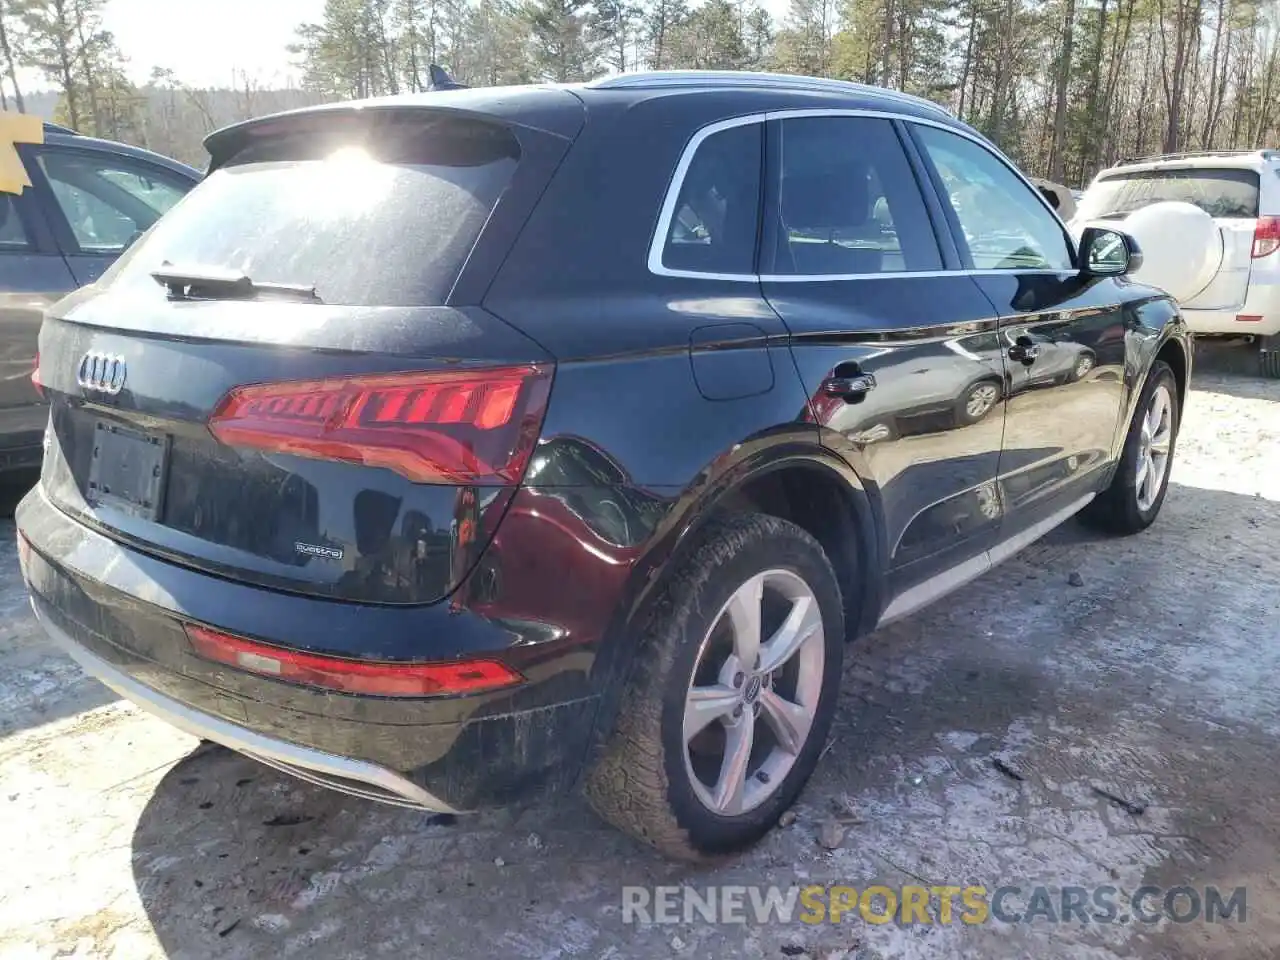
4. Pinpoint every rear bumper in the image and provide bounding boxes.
[35,605,458,811]
[18,487,602,811]
[1184,286,1280,336]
